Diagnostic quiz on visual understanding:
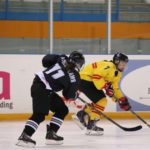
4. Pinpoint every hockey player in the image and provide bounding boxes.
[75,52,131,135]
[17,51,85,147]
